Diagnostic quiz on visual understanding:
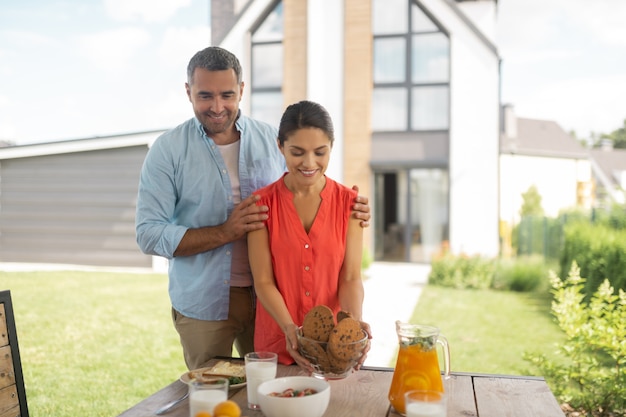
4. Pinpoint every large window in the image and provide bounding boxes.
[372,0,450,132]
[250,2,284,126]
